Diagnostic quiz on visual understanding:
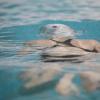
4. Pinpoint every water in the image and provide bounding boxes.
[0,0,100,100]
